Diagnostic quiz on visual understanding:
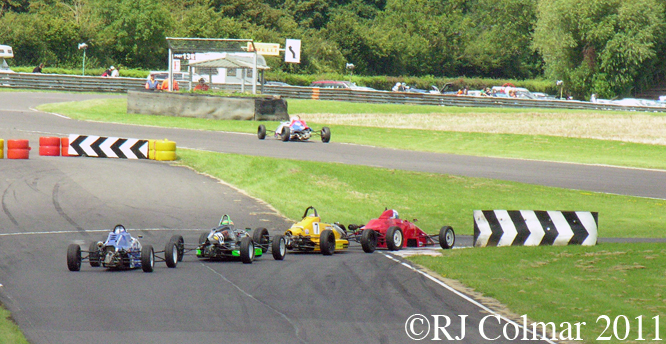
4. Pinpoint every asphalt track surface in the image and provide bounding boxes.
[0,91,662,344]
